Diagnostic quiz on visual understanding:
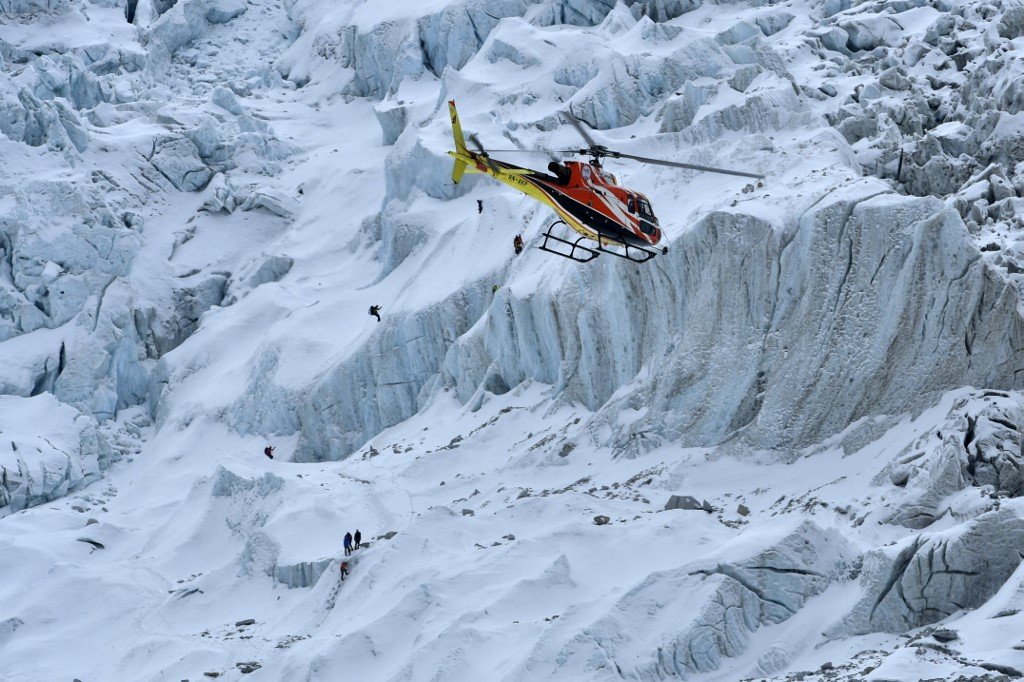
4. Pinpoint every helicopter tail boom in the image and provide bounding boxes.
[448,100,470,183]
